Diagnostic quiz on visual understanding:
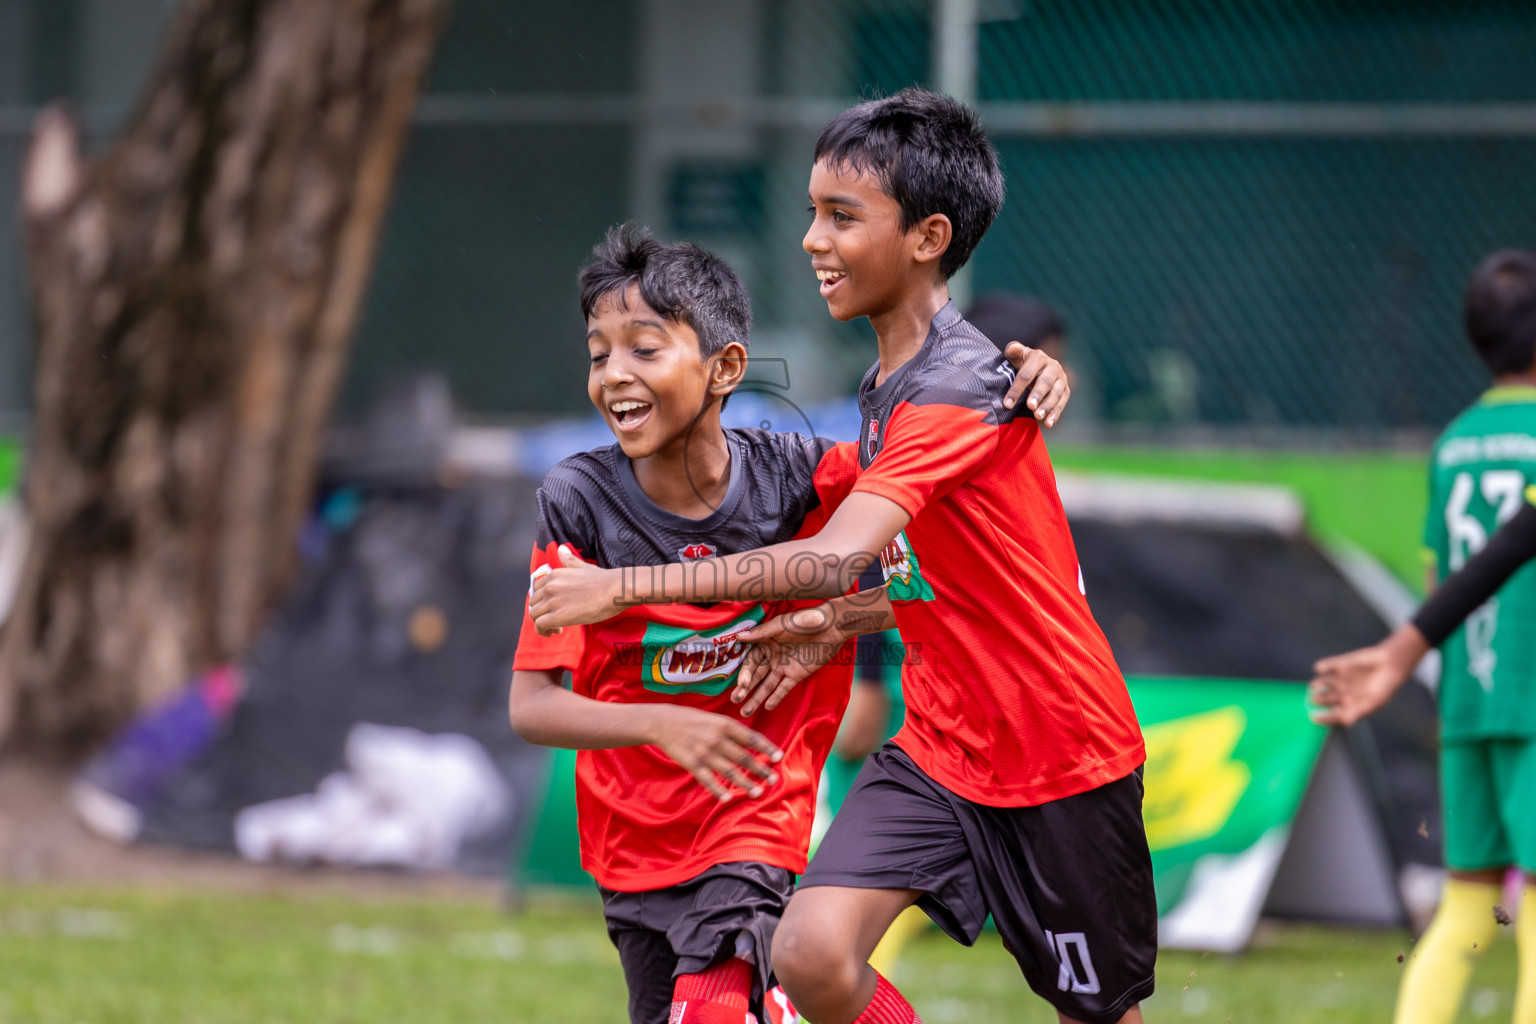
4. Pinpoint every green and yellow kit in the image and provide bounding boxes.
[1423,385,1536,870]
